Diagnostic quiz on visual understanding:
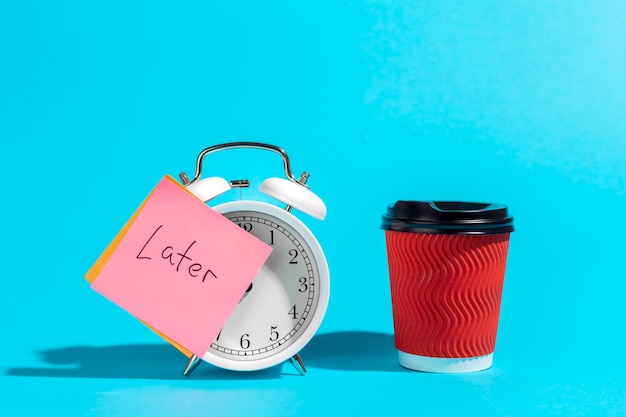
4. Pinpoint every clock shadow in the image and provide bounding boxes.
[6,332,405,379]
[5,344,281,381]
[300,331,406,373]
